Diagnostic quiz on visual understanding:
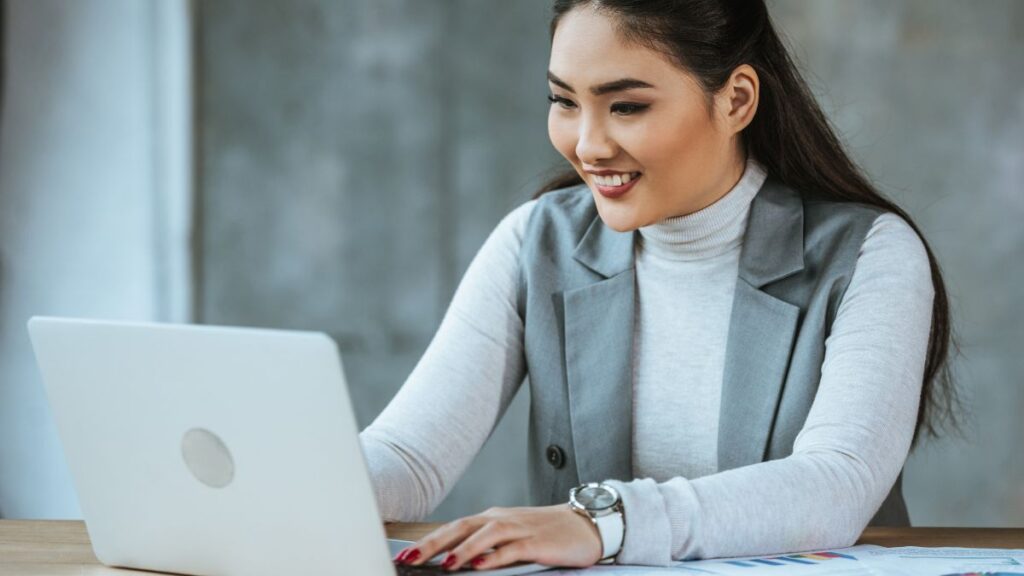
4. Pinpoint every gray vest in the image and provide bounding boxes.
[516,175,910,527]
